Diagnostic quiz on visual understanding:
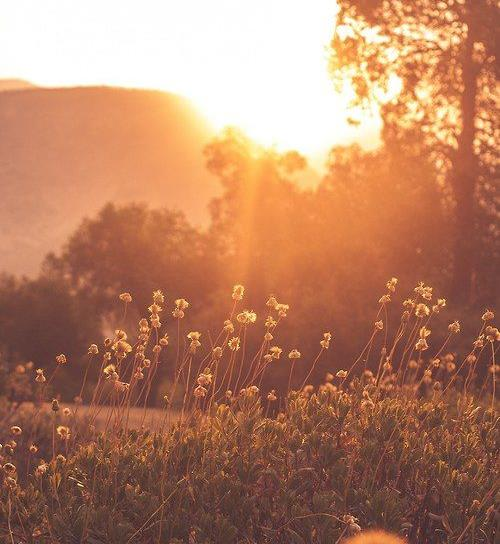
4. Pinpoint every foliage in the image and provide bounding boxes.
[0,281,498,543]
[331,0,499,302]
